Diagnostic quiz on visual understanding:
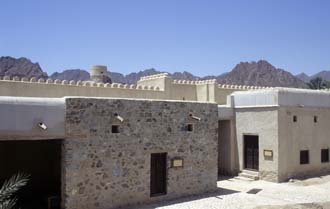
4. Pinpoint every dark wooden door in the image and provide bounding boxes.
[150,153,167,196]
[244,135,259,170]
